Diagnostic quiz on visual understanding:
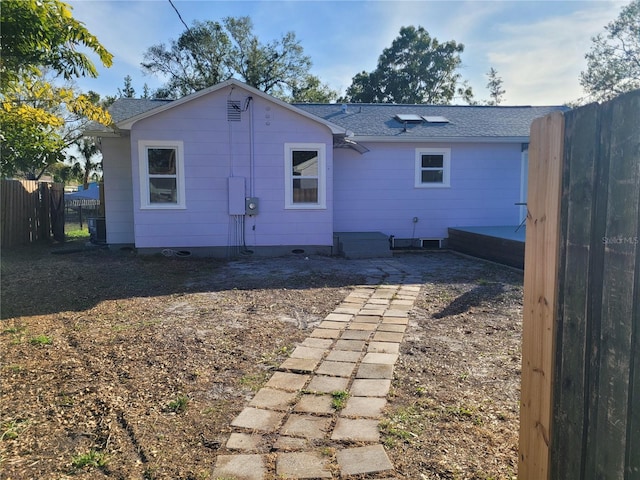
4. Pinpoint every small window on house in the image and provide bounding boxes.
[415,148,450,188]
[139,140,186,209]
[285,143,326,209]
